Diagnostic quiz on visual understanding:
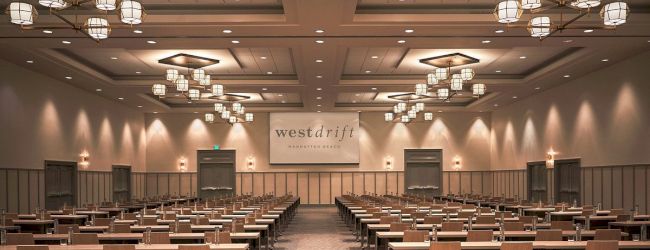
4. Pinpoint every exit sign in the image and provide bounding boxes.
[213,145,220,150]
